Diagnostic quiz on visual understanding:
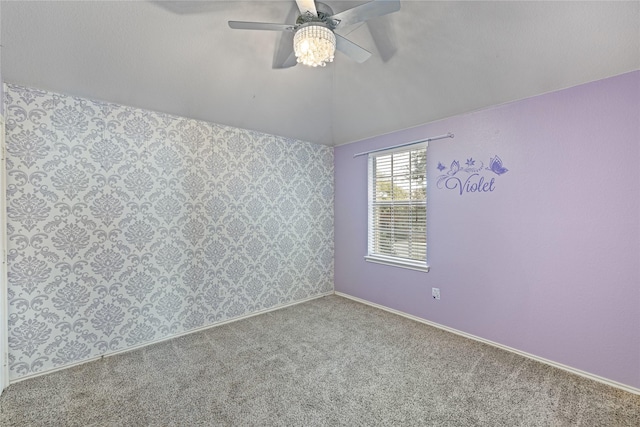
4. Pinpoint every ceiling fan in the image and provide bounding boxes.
[228,0,401,68]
